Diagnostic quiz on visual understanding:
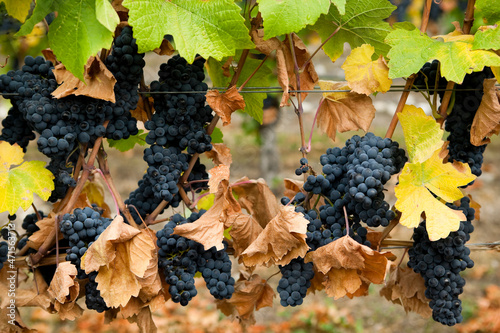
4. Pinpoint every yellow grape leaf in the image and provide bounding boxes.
[197,191,214,211]
[0,0,31,22]
[492,66,500,83]
[398,105,444,163]
[341,44,392,95]
[0,142,54,214]
[395,150,476,240]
